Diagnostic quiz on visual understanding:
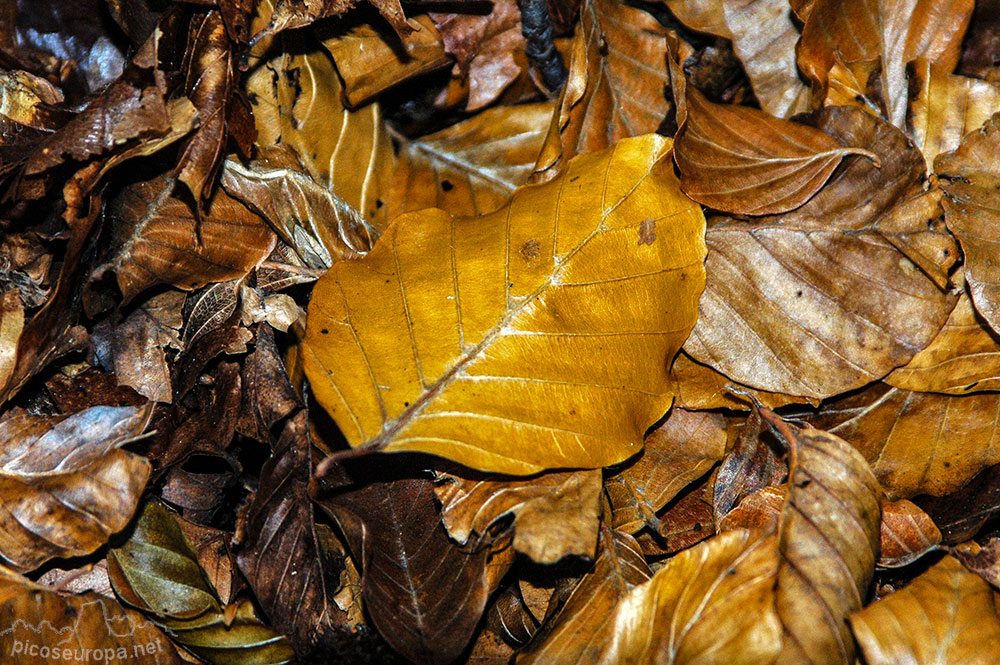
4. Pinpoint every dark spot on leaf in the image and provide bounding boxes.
[404,402,410,407]
[441,180,454,192]
[376,199,384,208]
[321,329,329,334]
[796,290,803,297]
[944,461,951,468]
[637,219,656,245]
[519,238,540,261]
